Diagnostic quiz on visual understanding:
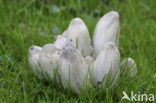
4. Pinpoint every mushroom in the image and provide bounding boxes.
[58,44,90,93]
[92,42,120,88]
[28,45,43,79]
[54,35,68,50]
[121,58,137,77]
[93,11,120,58]
[63,18,93,56]
[38,44,60,81]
